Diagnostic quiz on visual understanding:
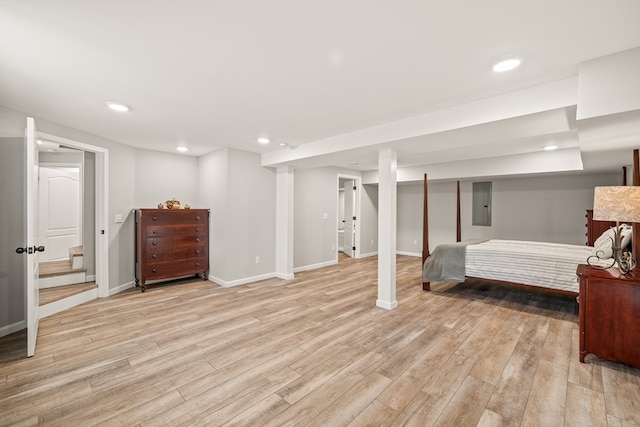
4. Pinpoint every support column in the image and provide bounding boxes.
[377,148,398,310]
[276,166,294,280]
